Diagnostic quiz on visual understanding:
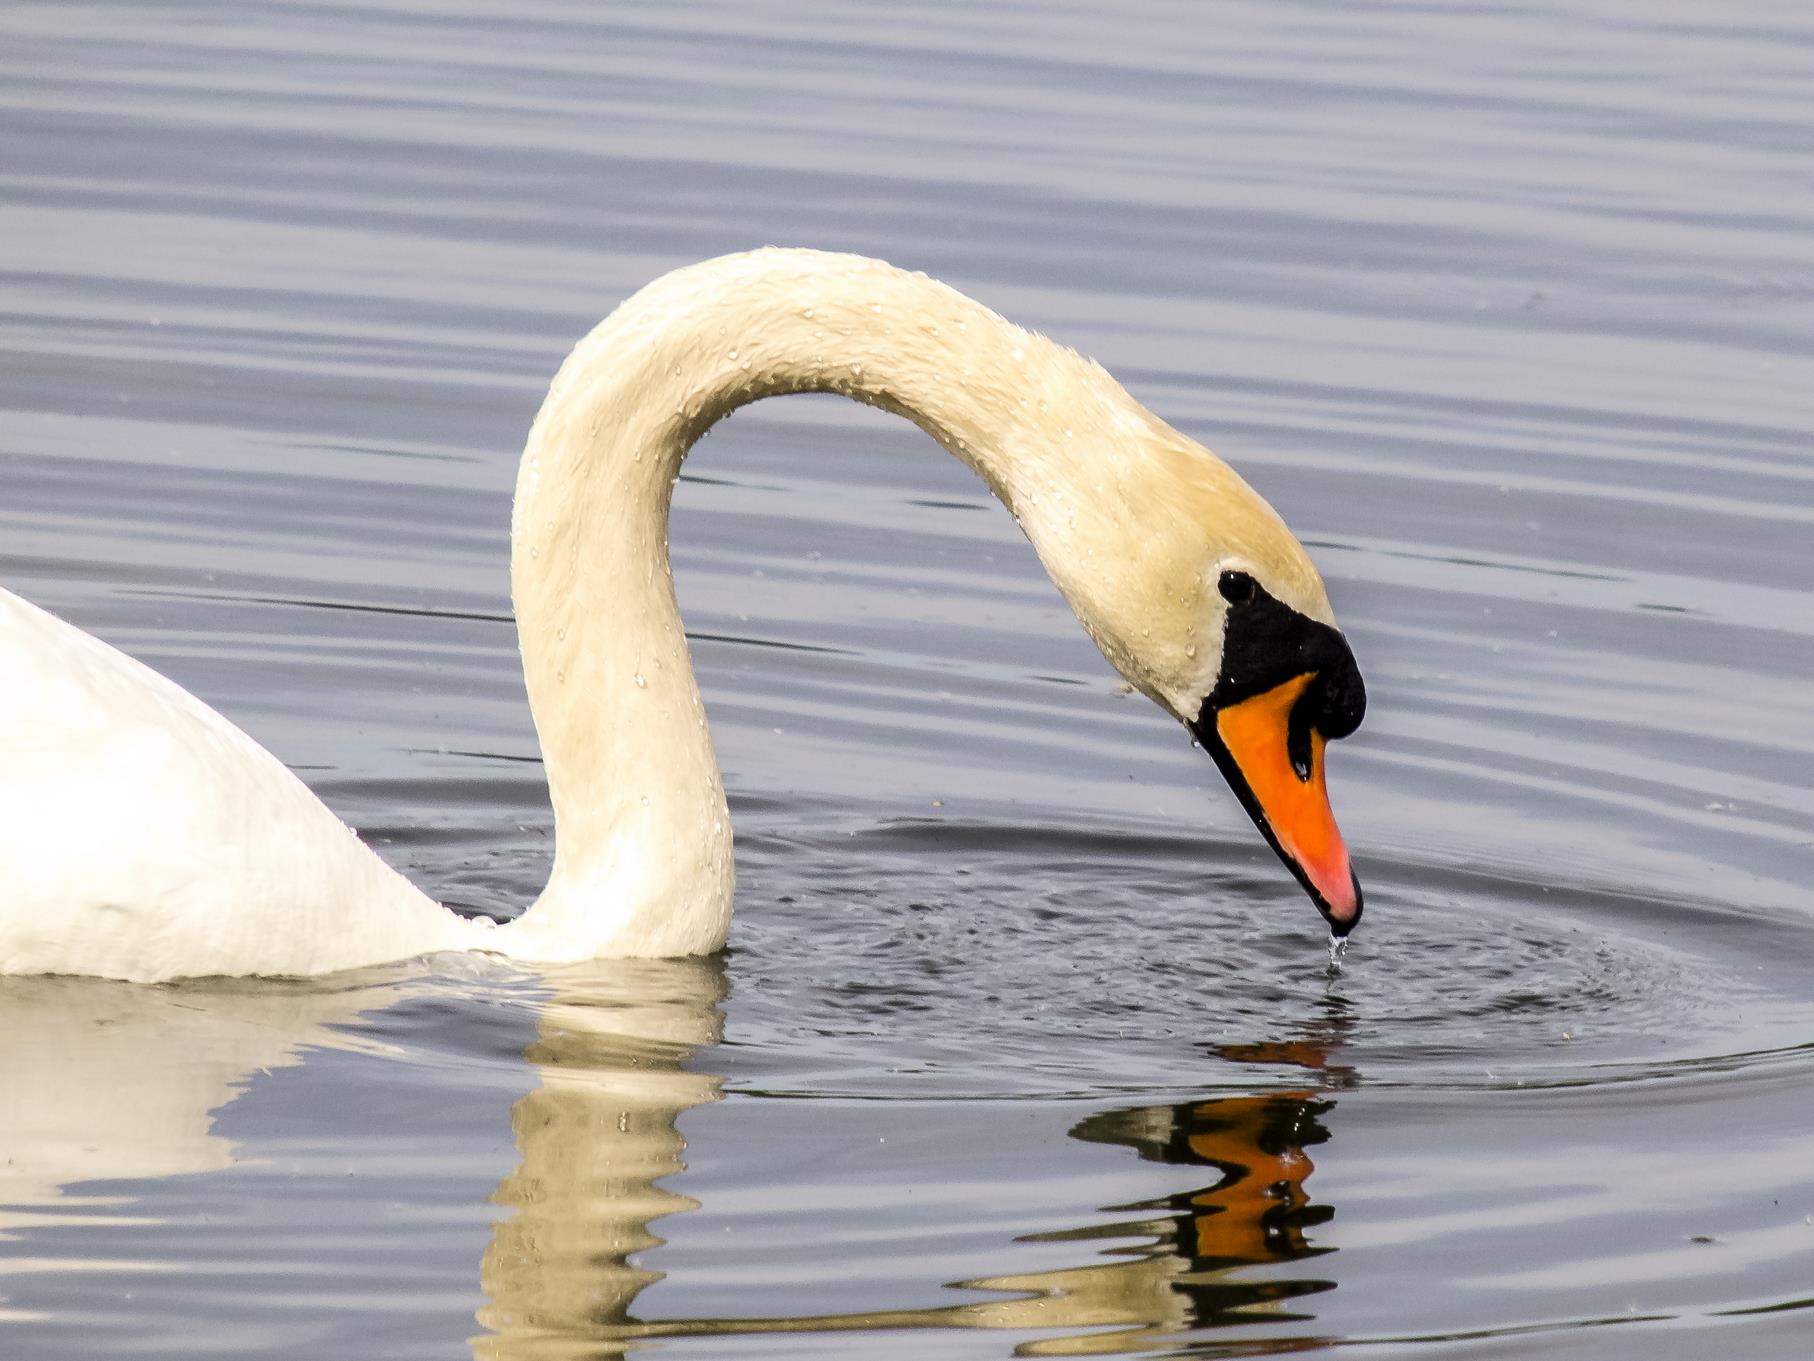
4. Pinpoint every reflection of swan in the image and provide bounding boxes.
[501,1093,1340,1361]
[1,248,1366,983]
[599,1096,1338,1360]
[0,965,1347,1356]
[473,960,725,1356]
[472,994,1348,1360]
[0,974,394,1234]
